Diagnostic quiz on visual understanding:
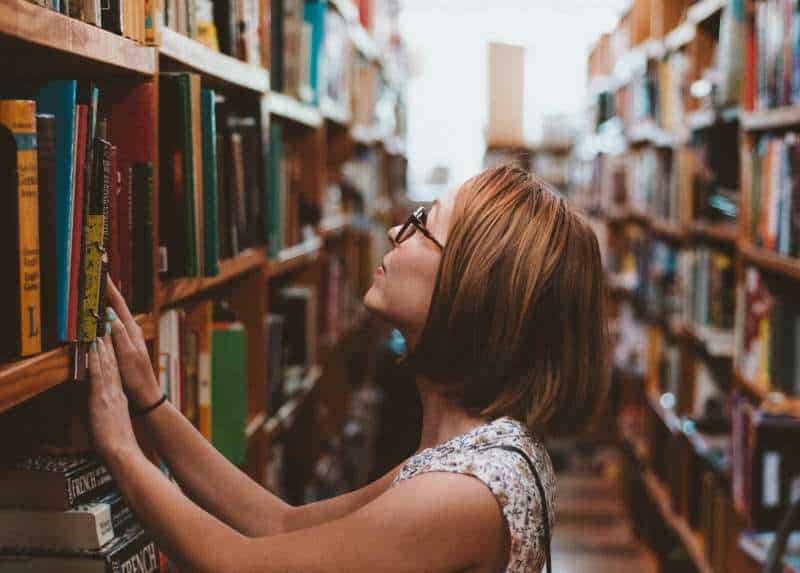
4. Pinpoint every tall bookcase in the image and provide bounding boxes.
[576,1,800,572]
[0,0,408,503]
